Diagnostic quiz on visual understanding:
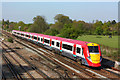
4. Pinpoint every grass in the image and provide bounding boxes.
[77,35,118,49]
